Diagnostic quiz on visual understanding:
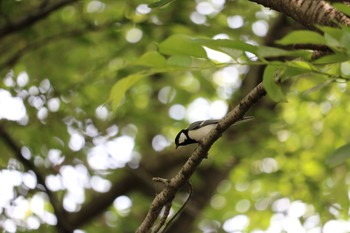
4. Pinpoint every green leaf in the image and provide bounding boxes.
[108,73,146,110]
[159,35,207,58]
[196,38,257,58]
[327,143,350,167]
[277,30,327,45]
[167,55,192,67]
[262,64,286,102]
[313,53,349,64]
[286,60,315,71]
[325,63,341,76]
[333,3,350,16]
[318,26,343,49]
[280,66,305,82]
[256,46,311,60]
[301,79,333,96]
[256,46,283,58]
[340,27,350,53]
[148,0,176,8]
[197,38,311,60]
[135,51,167,68]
